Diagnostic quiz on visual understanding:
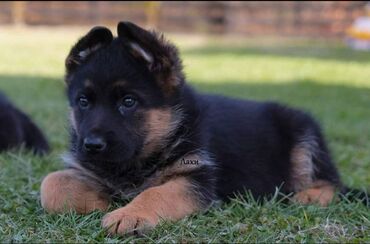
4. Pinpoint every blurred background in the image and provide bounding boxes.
[0,1,369,39]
